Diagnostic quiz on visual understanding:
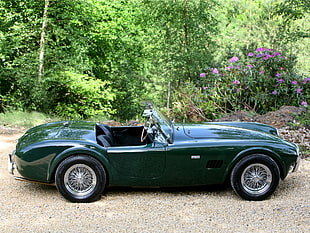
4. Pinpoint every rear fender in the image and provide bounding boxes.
[47,145,110,182]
